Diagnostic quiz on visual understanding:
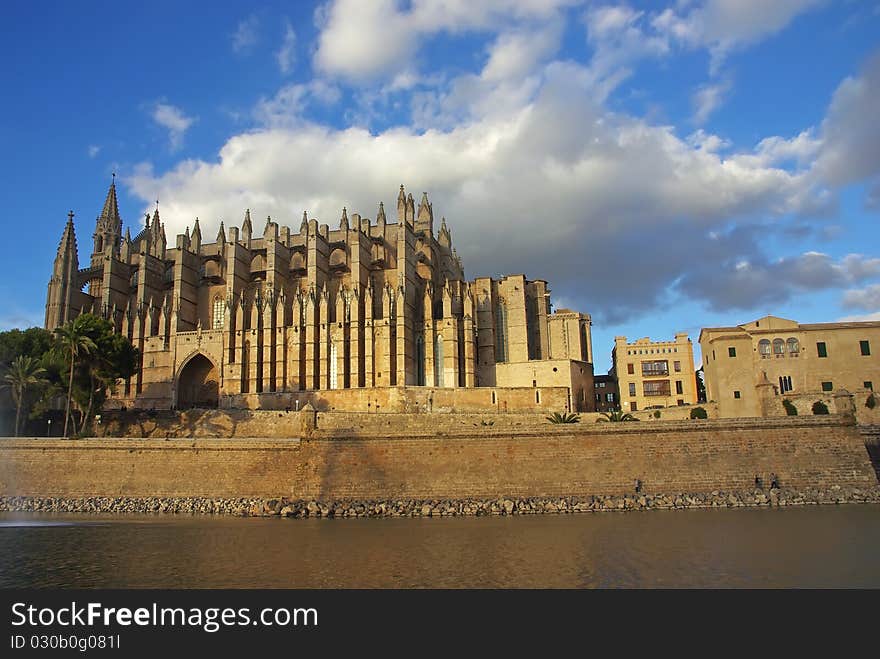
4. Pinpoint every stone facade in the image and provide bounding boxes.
[611,333,698,411]
[700,315,880,418]
[45,181,594,412]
